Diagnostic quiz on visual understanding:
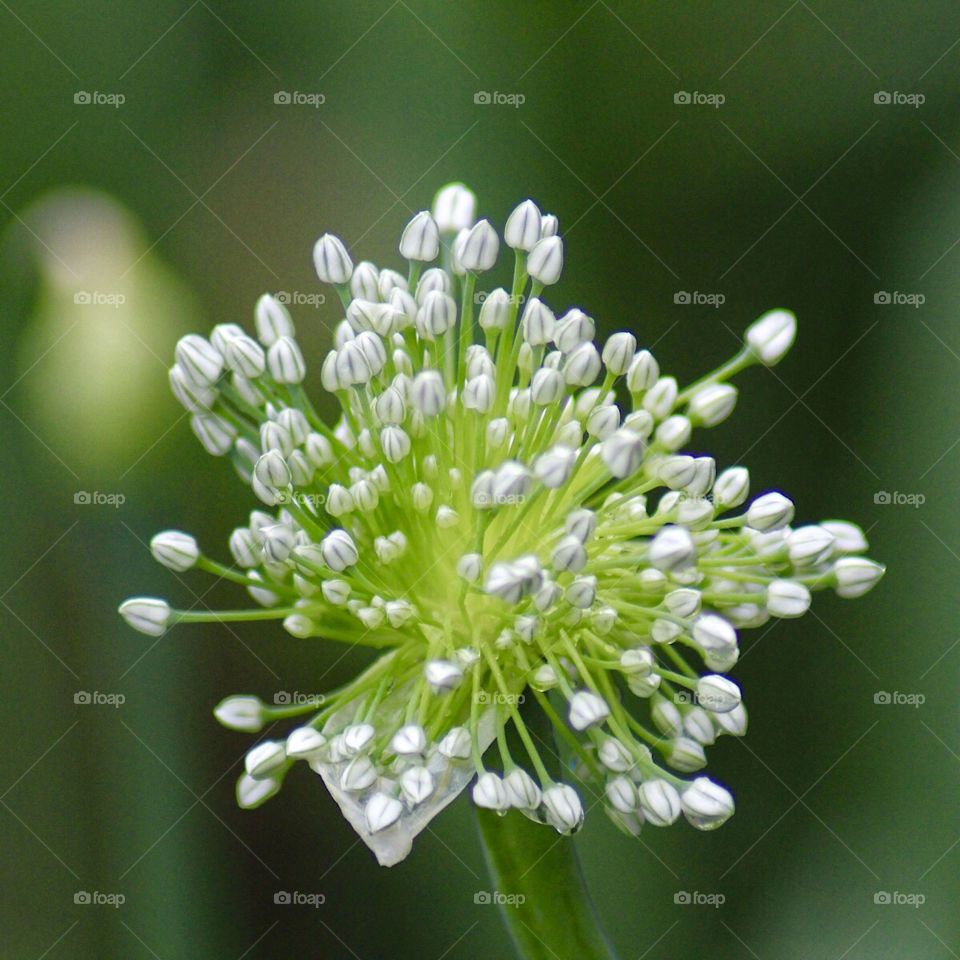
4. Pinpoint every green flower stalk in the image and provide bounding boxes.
[120,183,884,869]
